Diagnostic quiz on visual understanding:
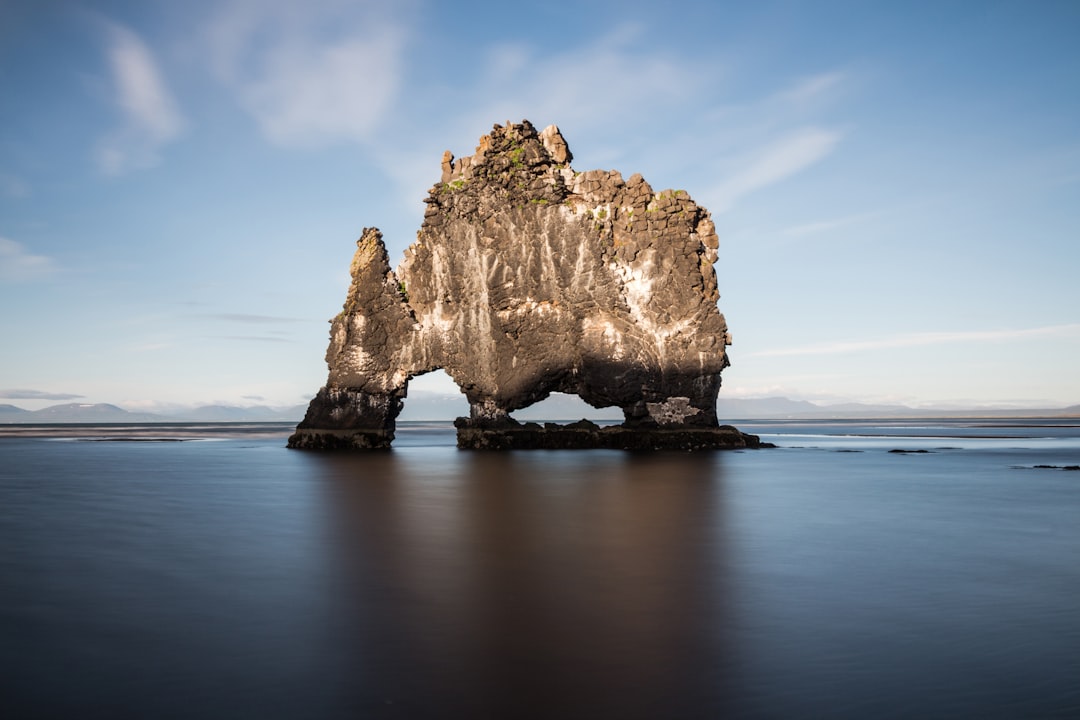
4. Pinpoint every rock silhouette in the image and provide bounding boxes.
[288,120,763,450]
